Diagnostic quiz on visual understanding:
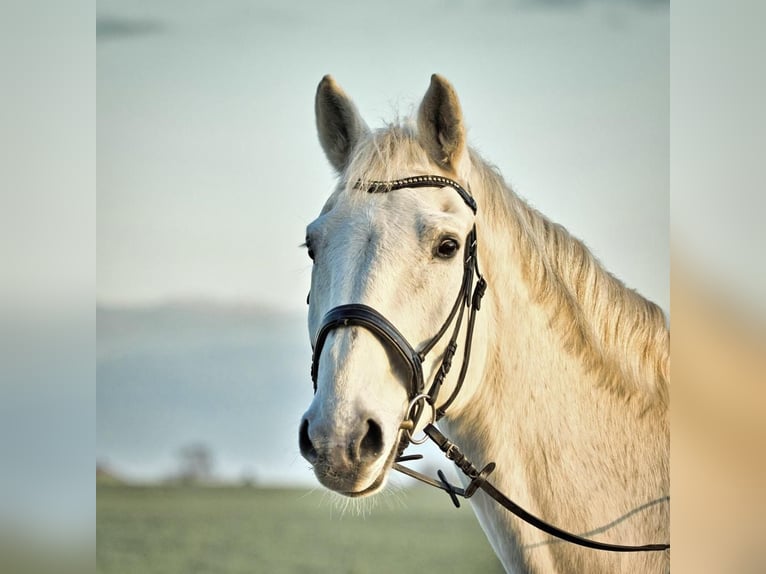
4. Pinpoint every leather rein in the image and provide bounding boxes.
[309,175,669,553]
